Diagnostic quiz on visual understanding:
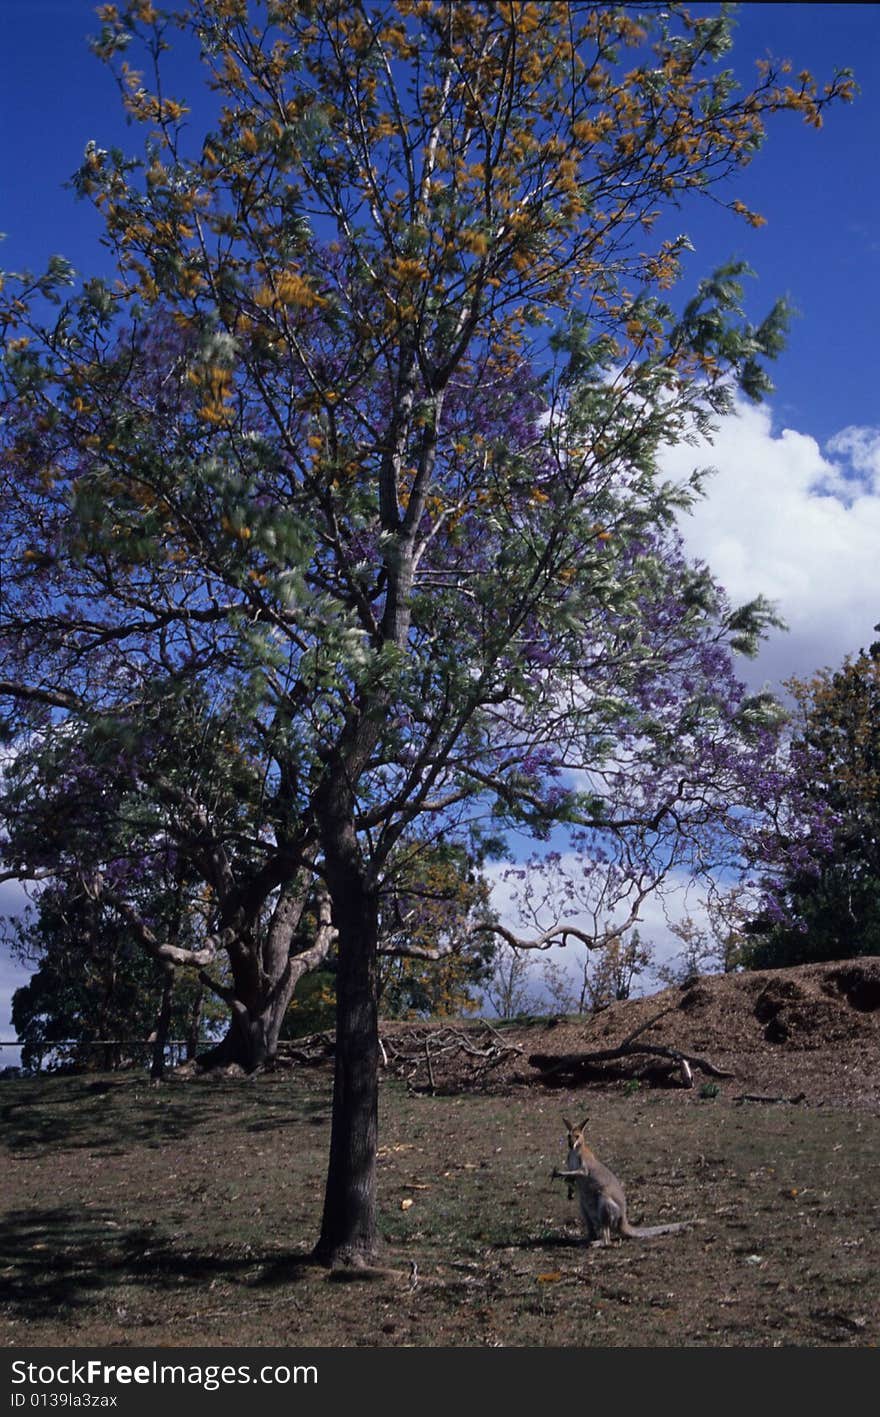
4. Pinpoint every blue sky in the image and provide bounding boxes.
[1,3,879,1048]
